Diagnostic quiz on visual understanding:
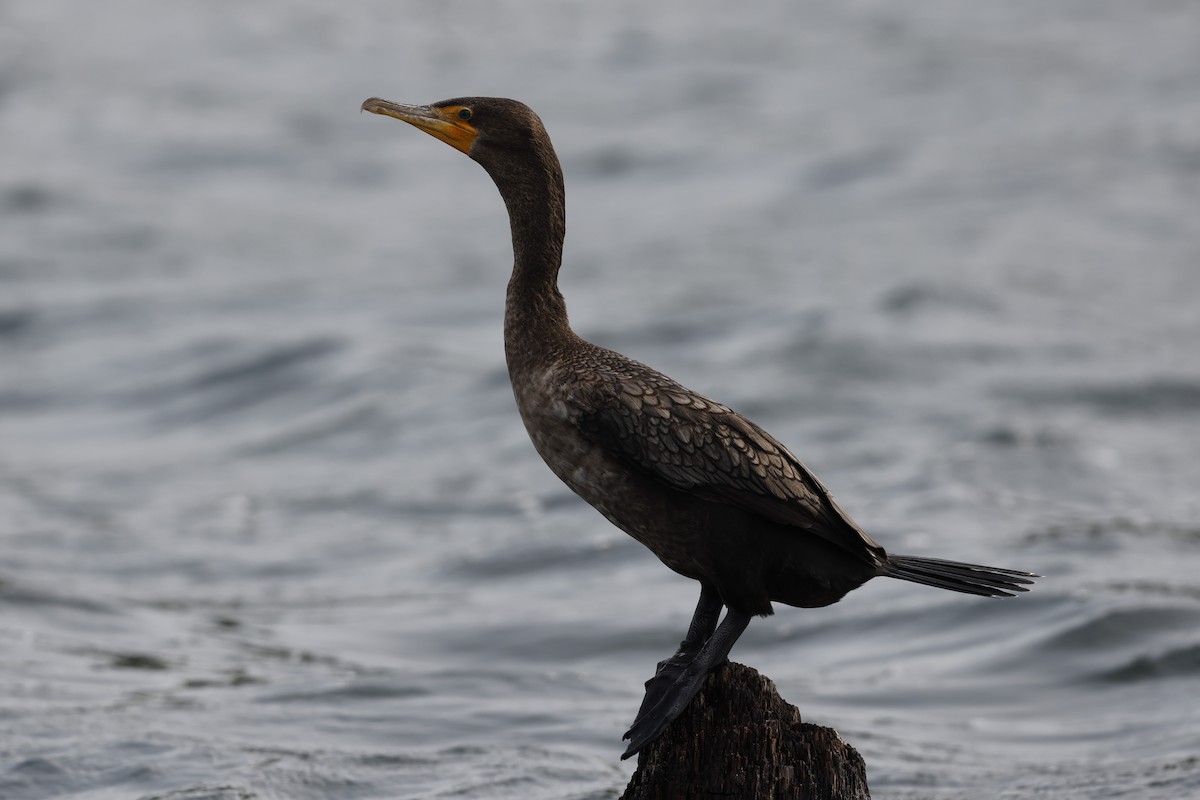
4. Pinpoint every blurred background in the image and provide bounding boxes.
[2,1,1199,798]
